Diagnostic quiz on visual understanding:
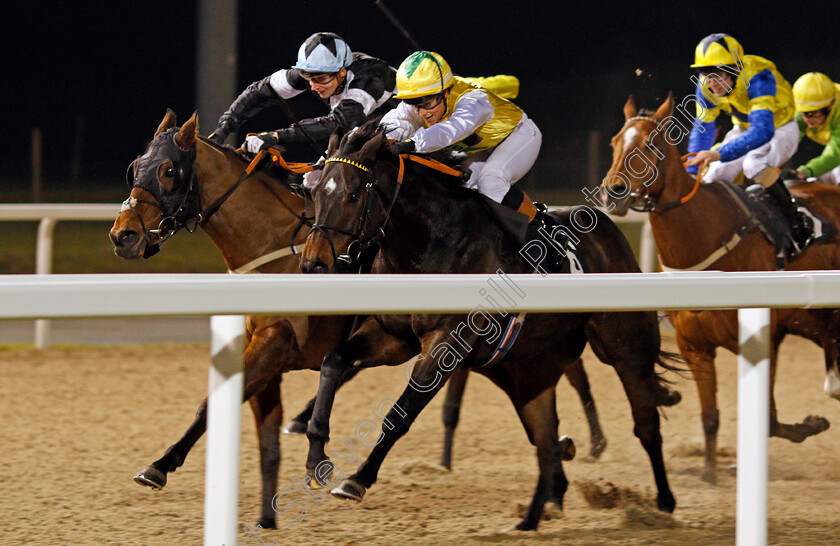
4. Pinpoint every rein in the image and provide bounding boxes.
[125,135,314,259]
